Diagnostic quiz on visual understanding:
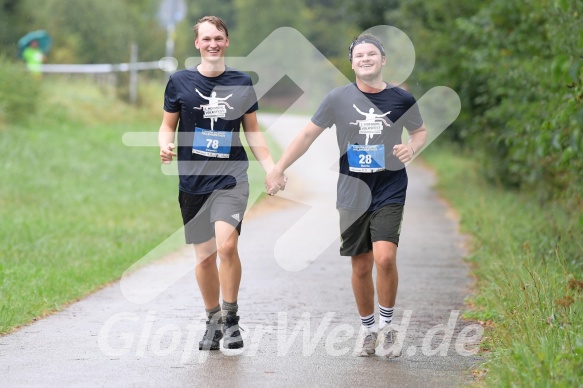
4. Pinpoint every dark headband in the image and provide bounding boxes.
[348,39,386,62]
